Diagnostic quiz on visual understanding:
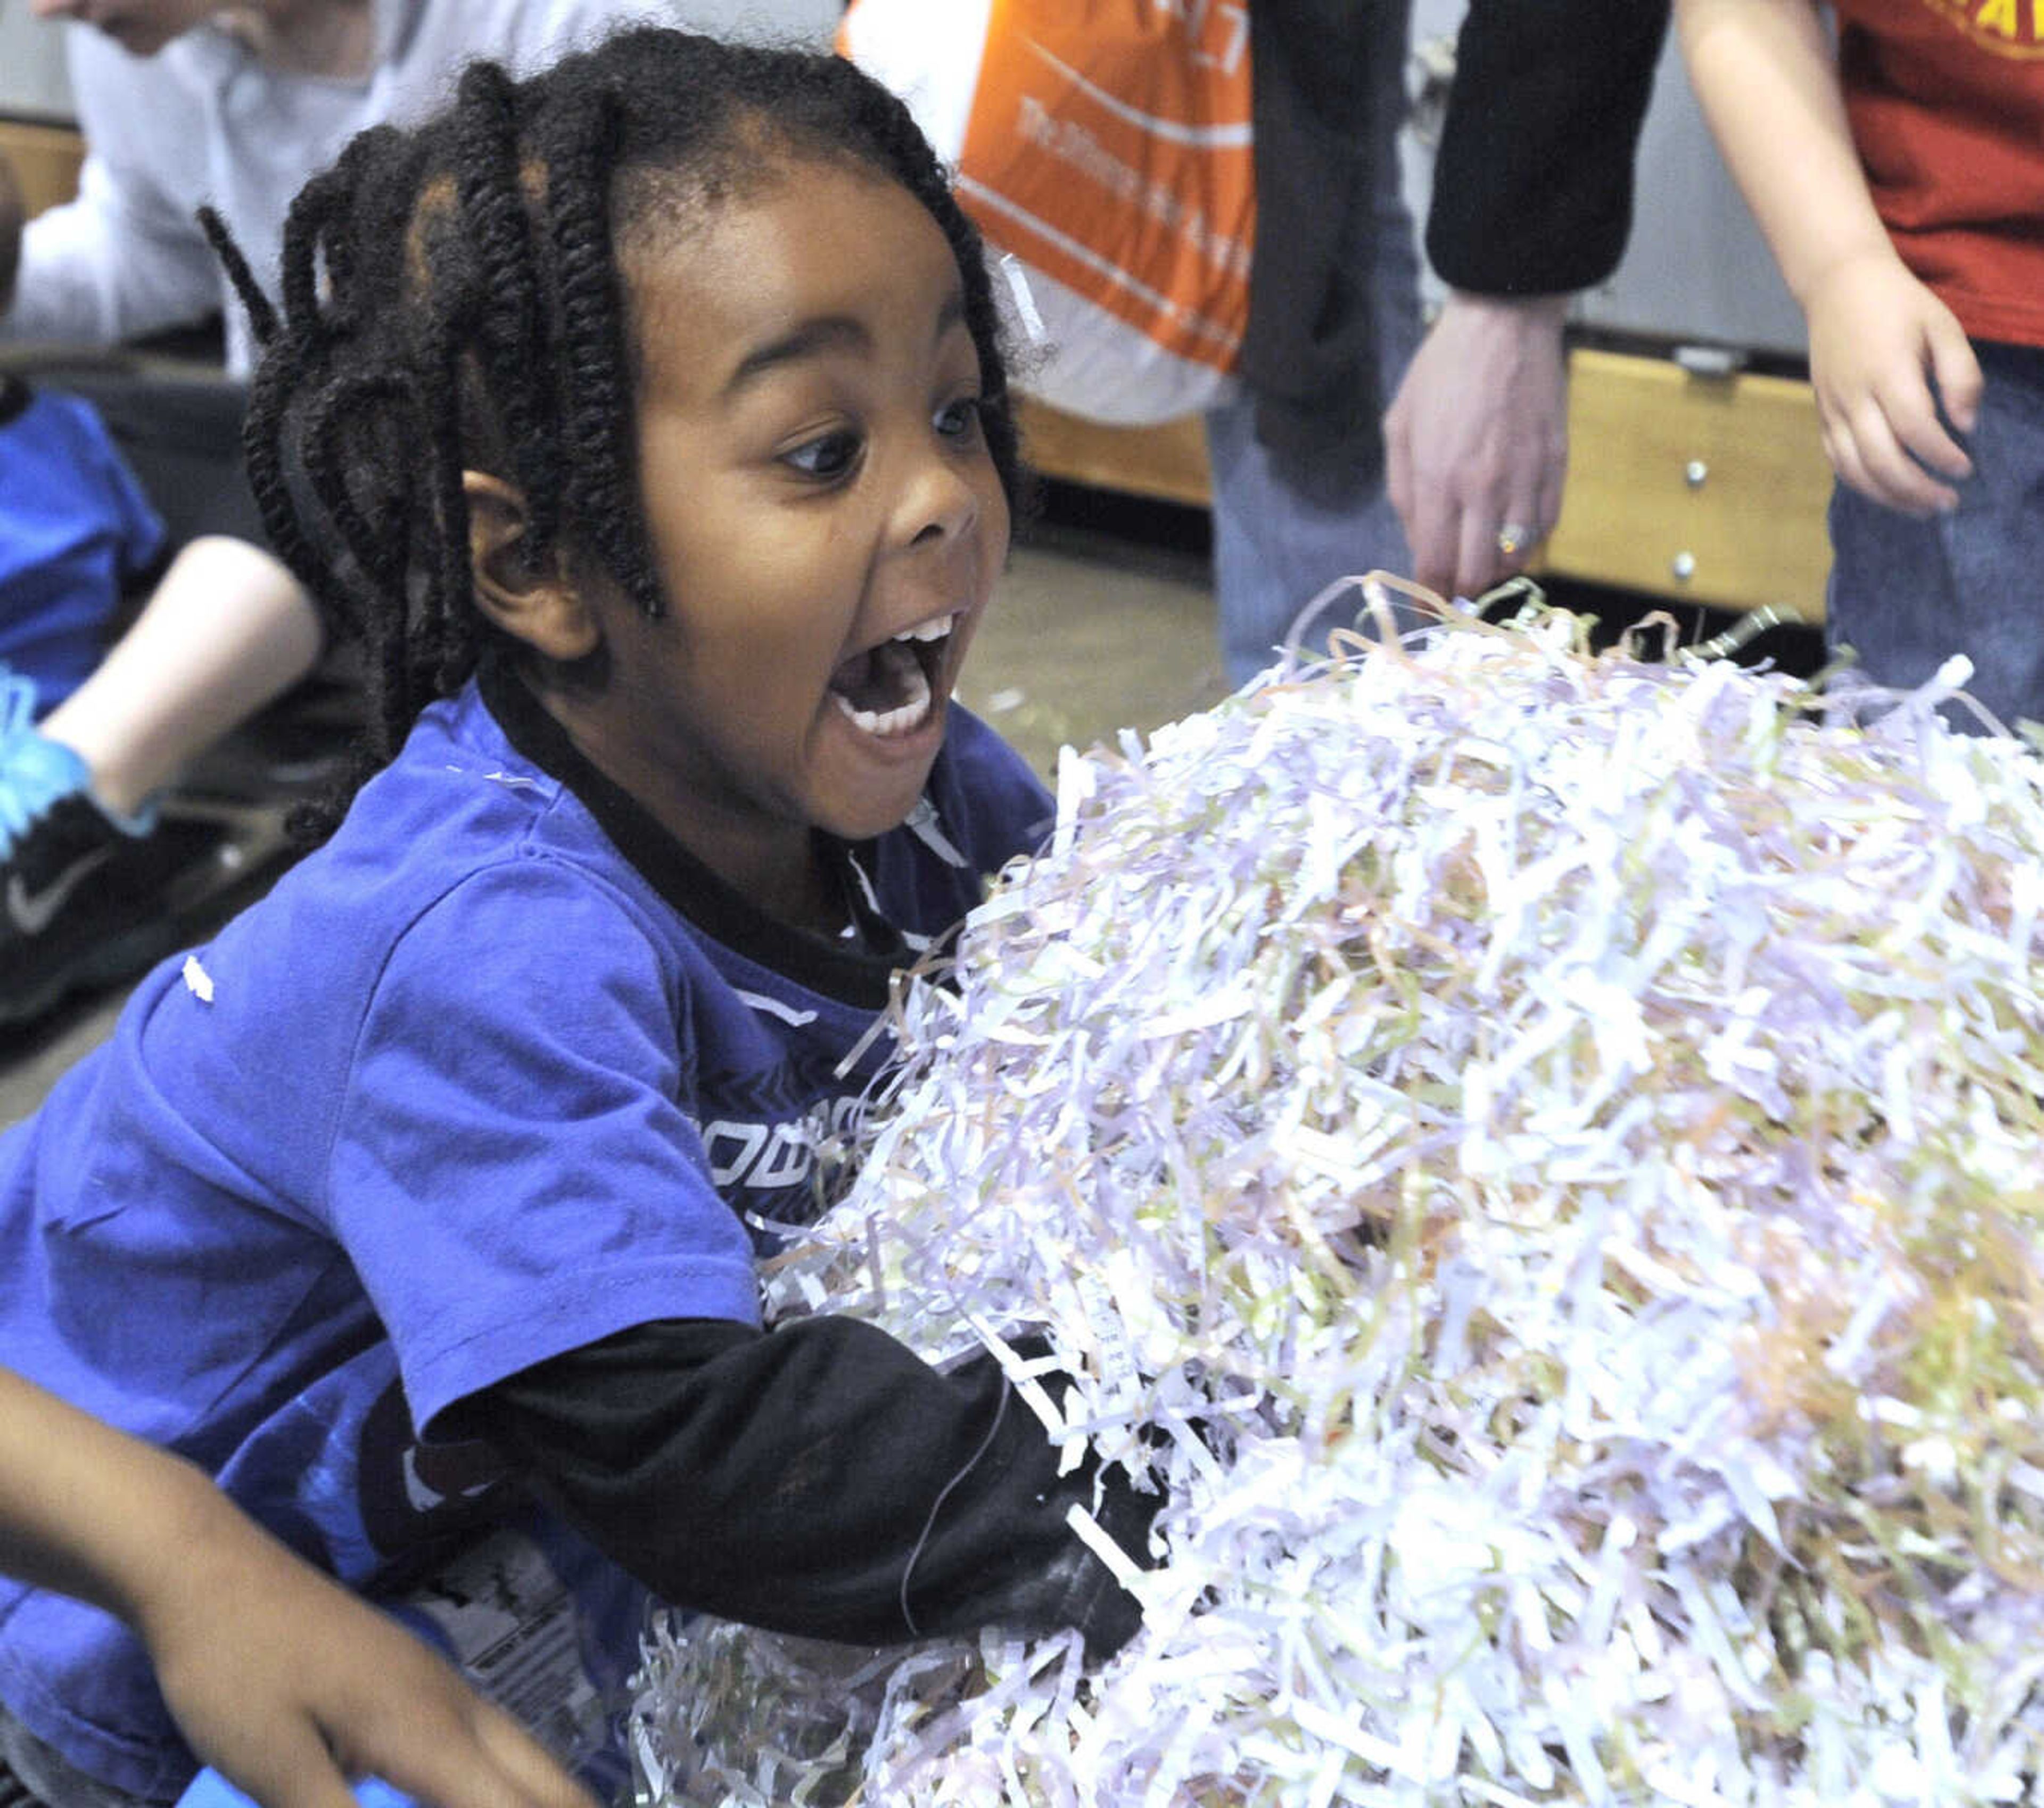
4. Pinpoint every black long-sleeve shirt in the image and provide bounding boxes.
[1427,0,1672,296]
[467,1317,1155,1659]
